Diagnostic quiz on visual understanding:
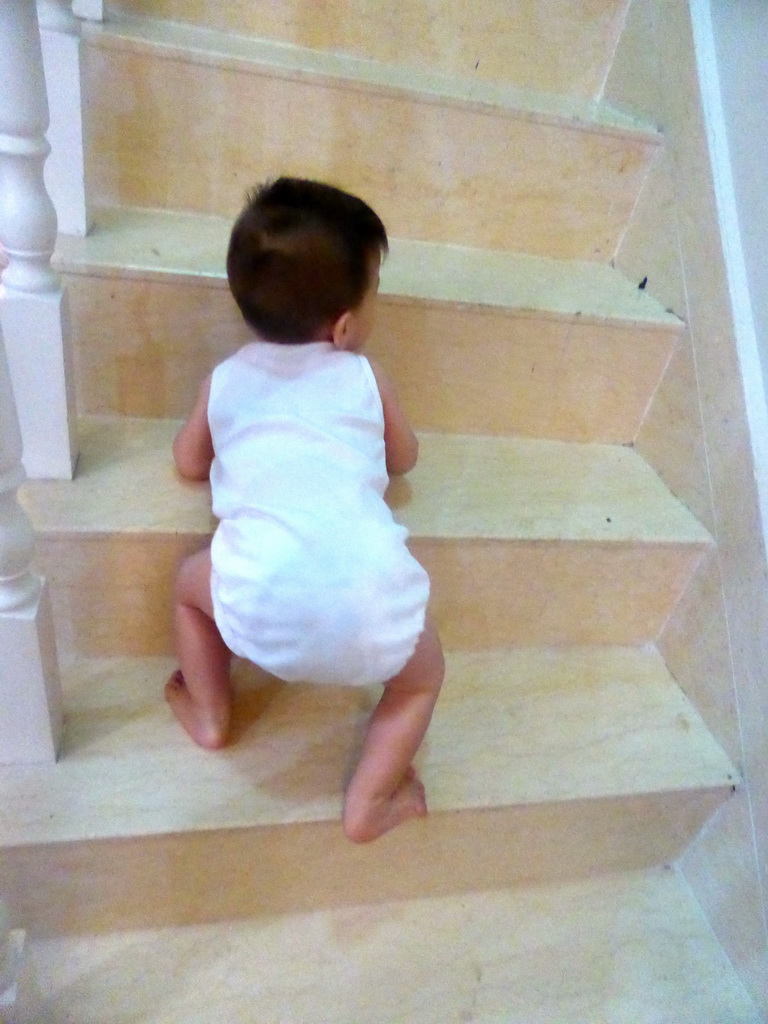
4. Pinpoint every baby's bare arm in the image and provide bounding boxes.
[368,359,418,474]
[173,375,214,481]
